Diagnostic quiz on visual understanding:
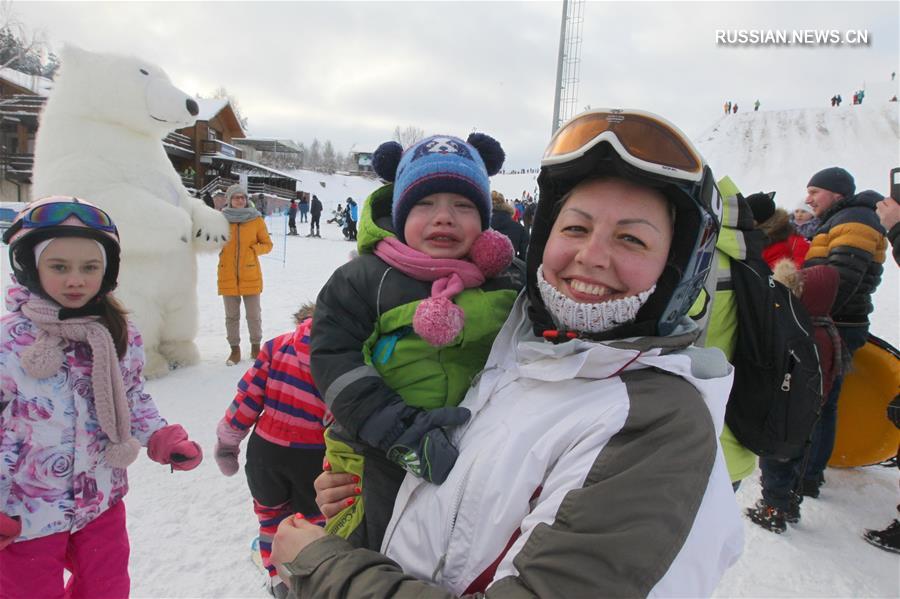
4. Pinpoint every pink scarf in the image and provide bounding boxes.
[374,237,488,347]
[19,296,141,468]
